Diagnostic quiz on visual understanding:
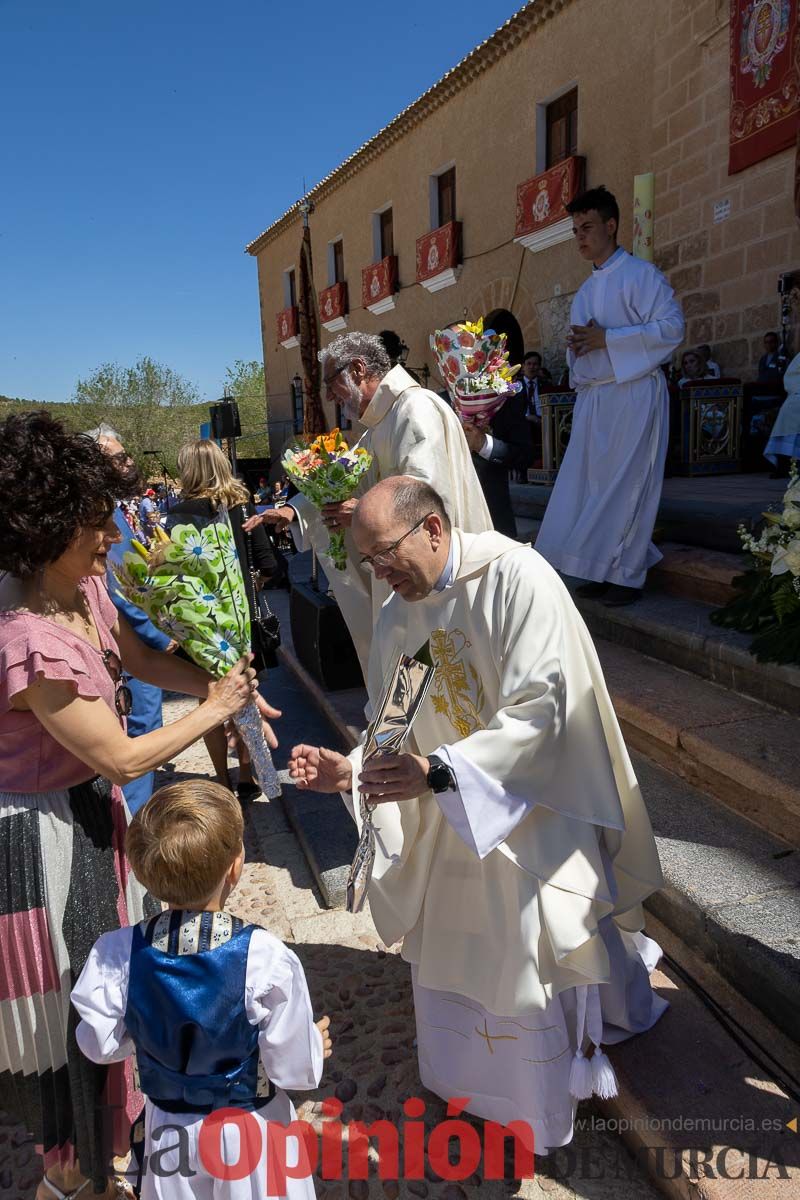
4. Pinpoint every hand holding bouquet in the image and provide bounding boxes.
[110,514,282,797]
[431,317,521,425]
[282,429,373,570]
